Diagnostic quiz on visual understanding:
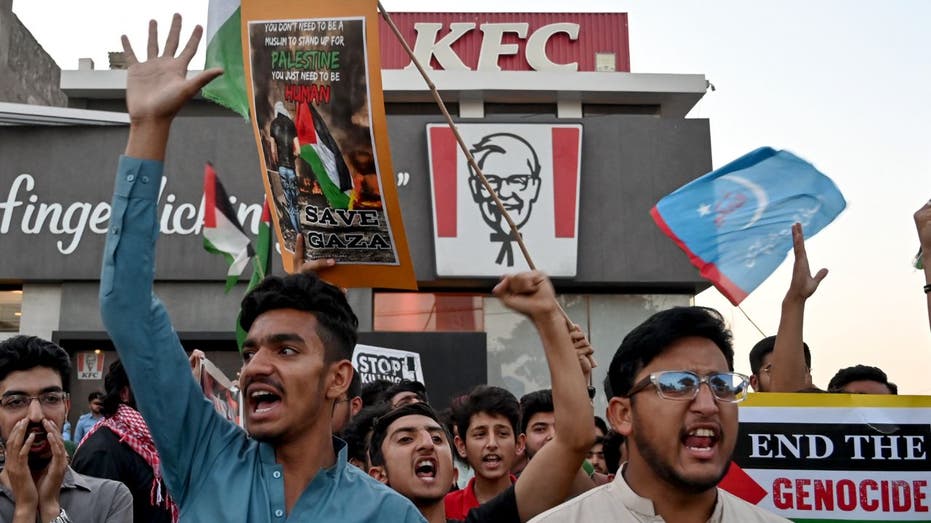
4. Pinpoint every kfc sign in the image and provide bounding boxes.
[379,13,630,72]
[427,123,582,277]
